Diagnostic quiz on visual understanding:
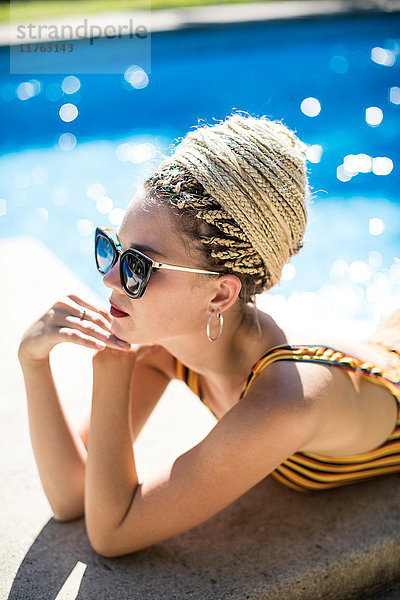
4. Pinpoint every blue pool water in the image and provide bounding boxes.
[1,12,399,322]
